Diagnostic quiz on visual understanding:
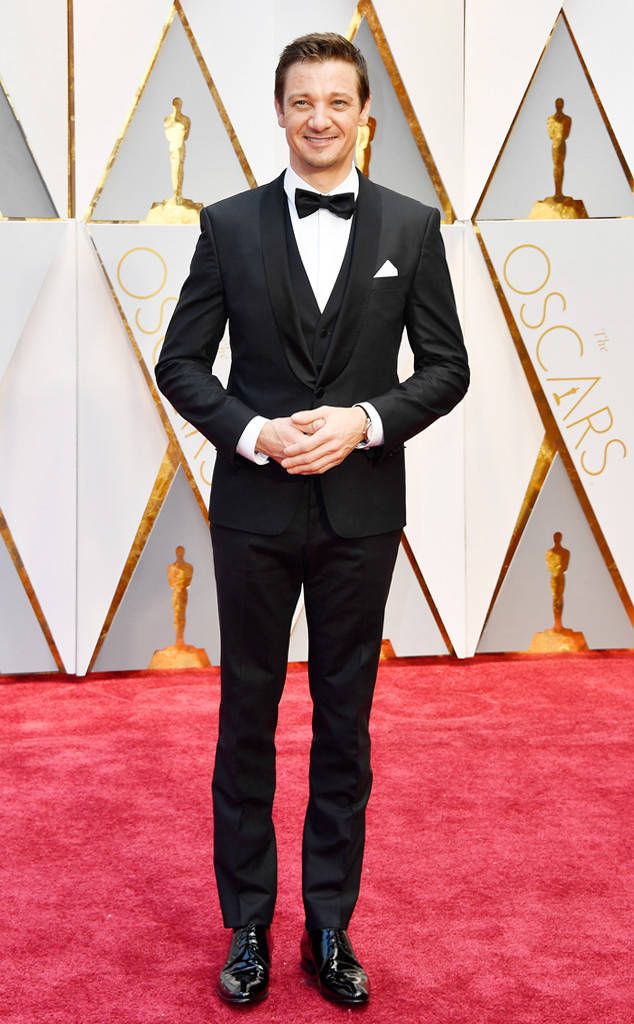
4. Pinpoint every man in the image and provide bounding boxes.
[155,32,469,1007]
